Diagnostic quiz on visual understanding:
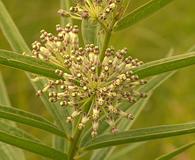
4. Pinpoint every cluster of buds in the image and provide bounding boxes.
[32,24,147,137]
[32,24,79,65]
[58,0,122,26]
